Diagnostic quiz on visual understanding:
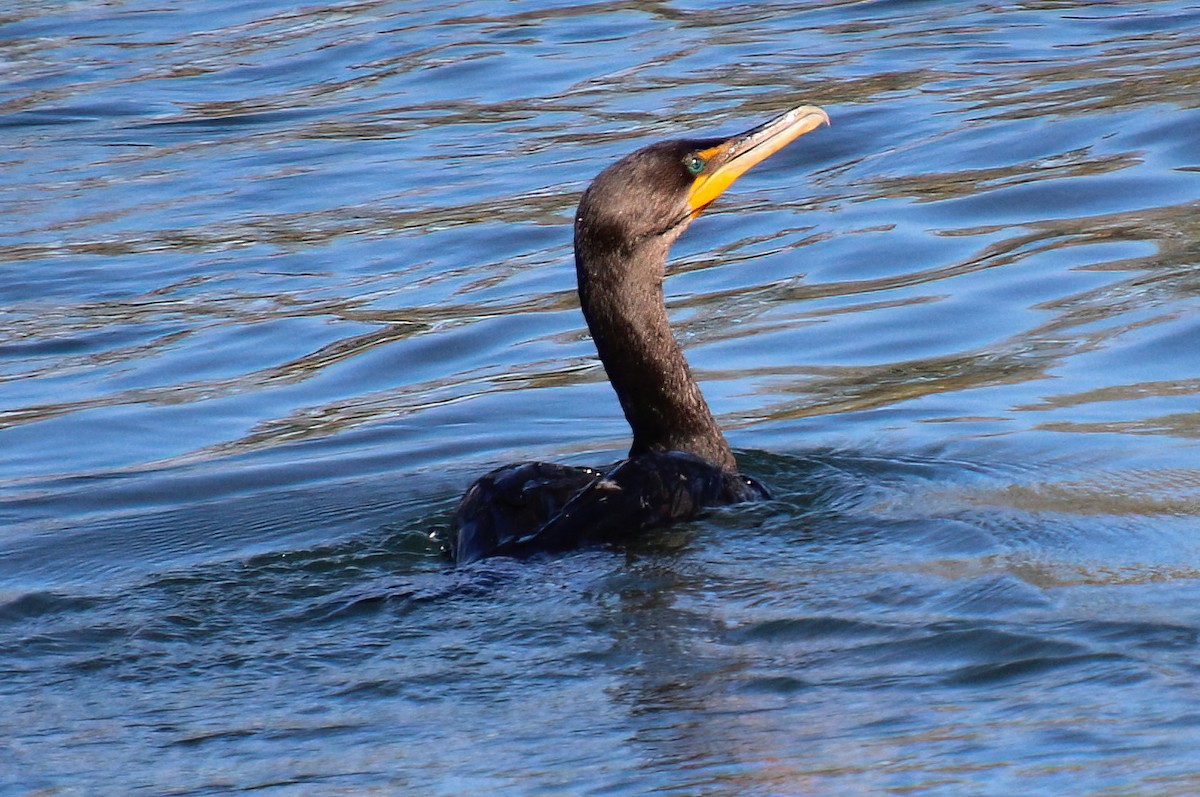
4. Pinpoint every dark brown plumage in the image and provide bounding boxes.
[451,105,829,564]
